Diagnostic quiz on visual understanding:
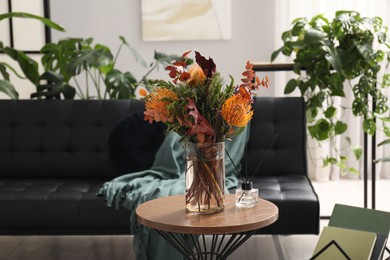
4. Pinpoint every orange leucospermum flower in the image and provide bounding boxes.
[144,88,178,123]
[222,94,253,127]
[187,63,206,87]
